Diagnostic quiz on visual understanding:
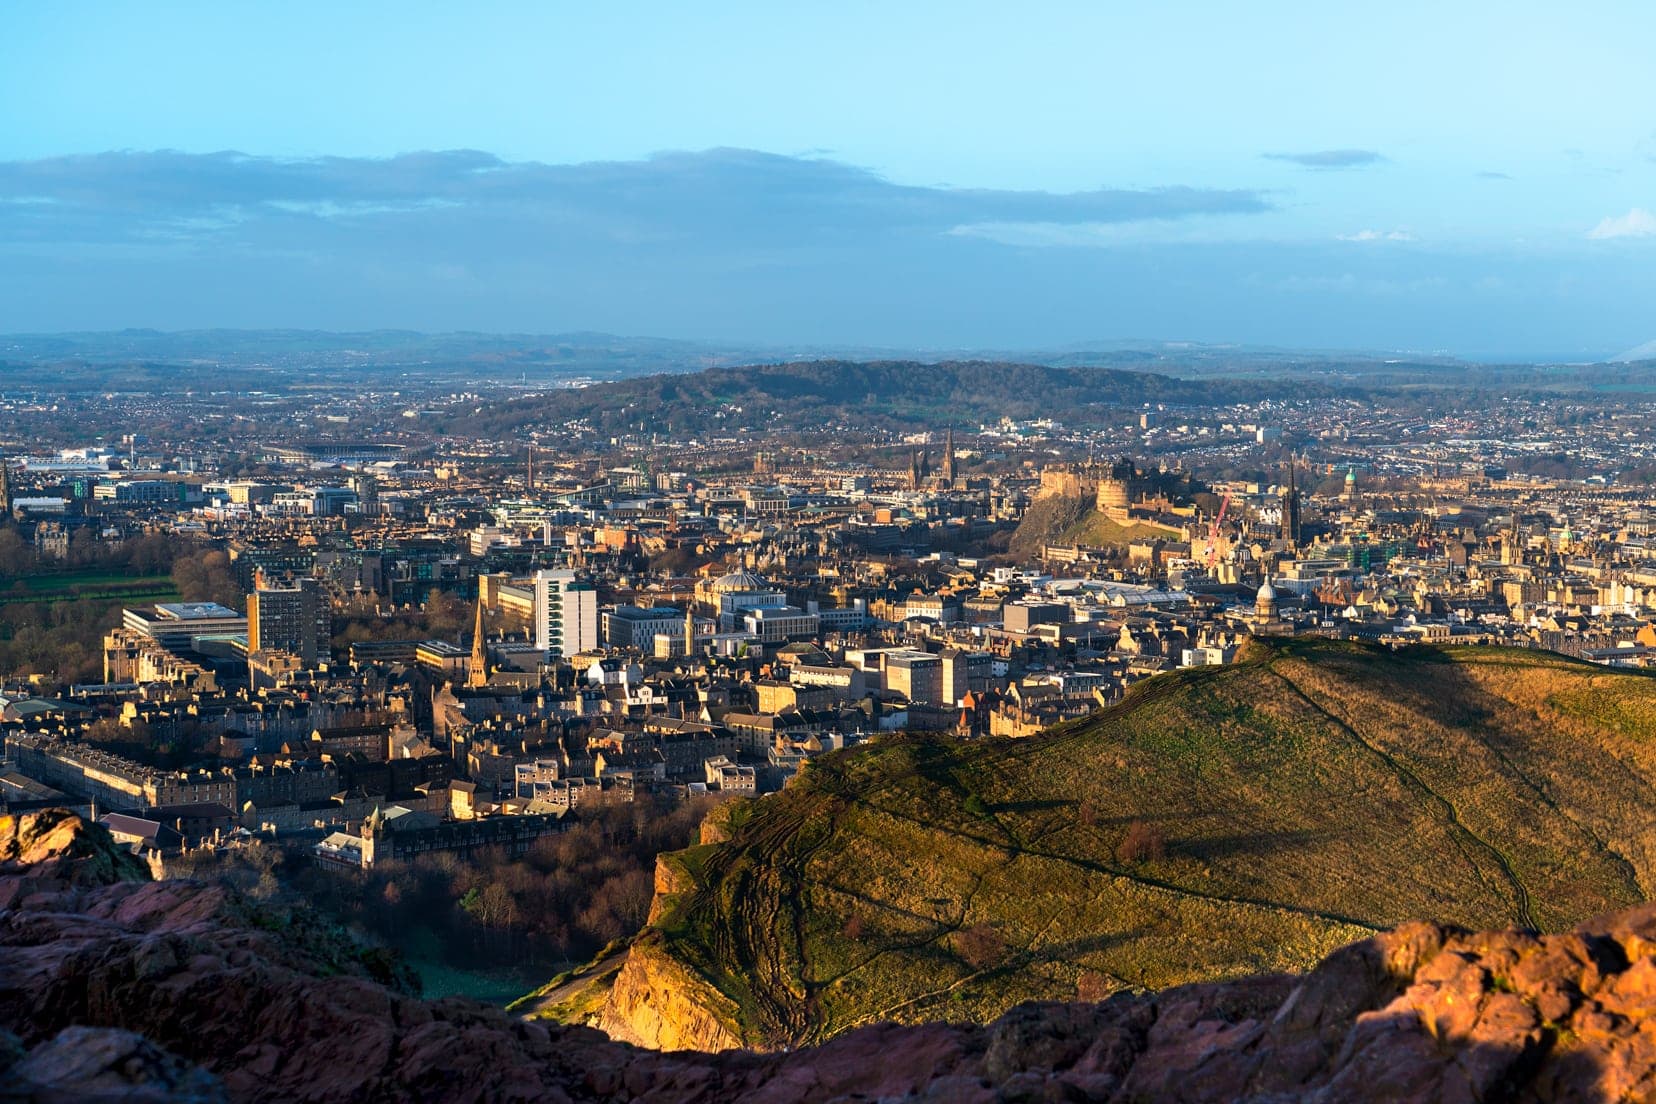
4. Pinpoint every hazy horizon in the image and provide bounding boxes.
[0,324,1640,368]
